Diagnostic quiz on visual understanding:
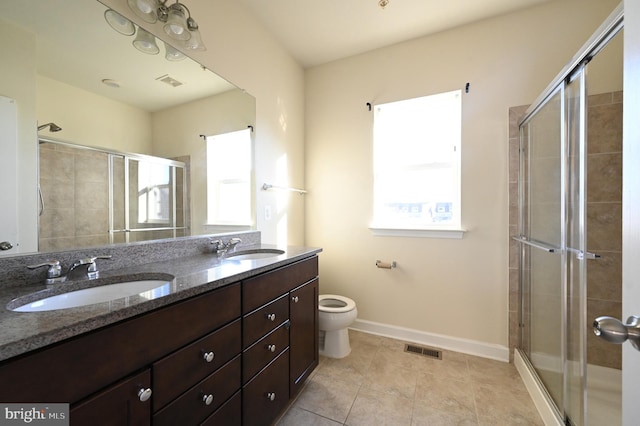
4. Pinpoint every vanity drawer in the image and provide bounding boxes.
[242,256,318,313]
[201,390,241,426]
[153,355,241,426]
[242,349,290,426]
[243,321,289,383]
[242,294,289,348]
[153,319,241,410]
